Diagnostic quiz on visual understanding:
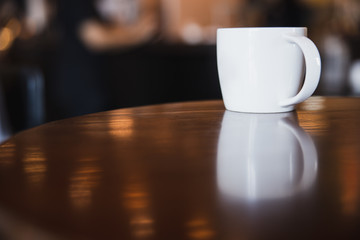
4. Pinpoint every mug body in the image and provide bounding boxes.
[217,27,306,113]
